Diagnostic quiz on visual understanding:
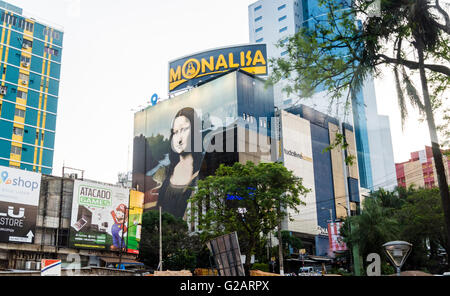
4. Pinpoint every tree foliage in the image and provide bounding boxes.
[269,0,449,118]
[189,161,309,274]
[341,186,449,274]
[139,210,209,271]
[280,230,304,258]
[269,0,450,261]
[340,193,401,264]
[397,186,448,273]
